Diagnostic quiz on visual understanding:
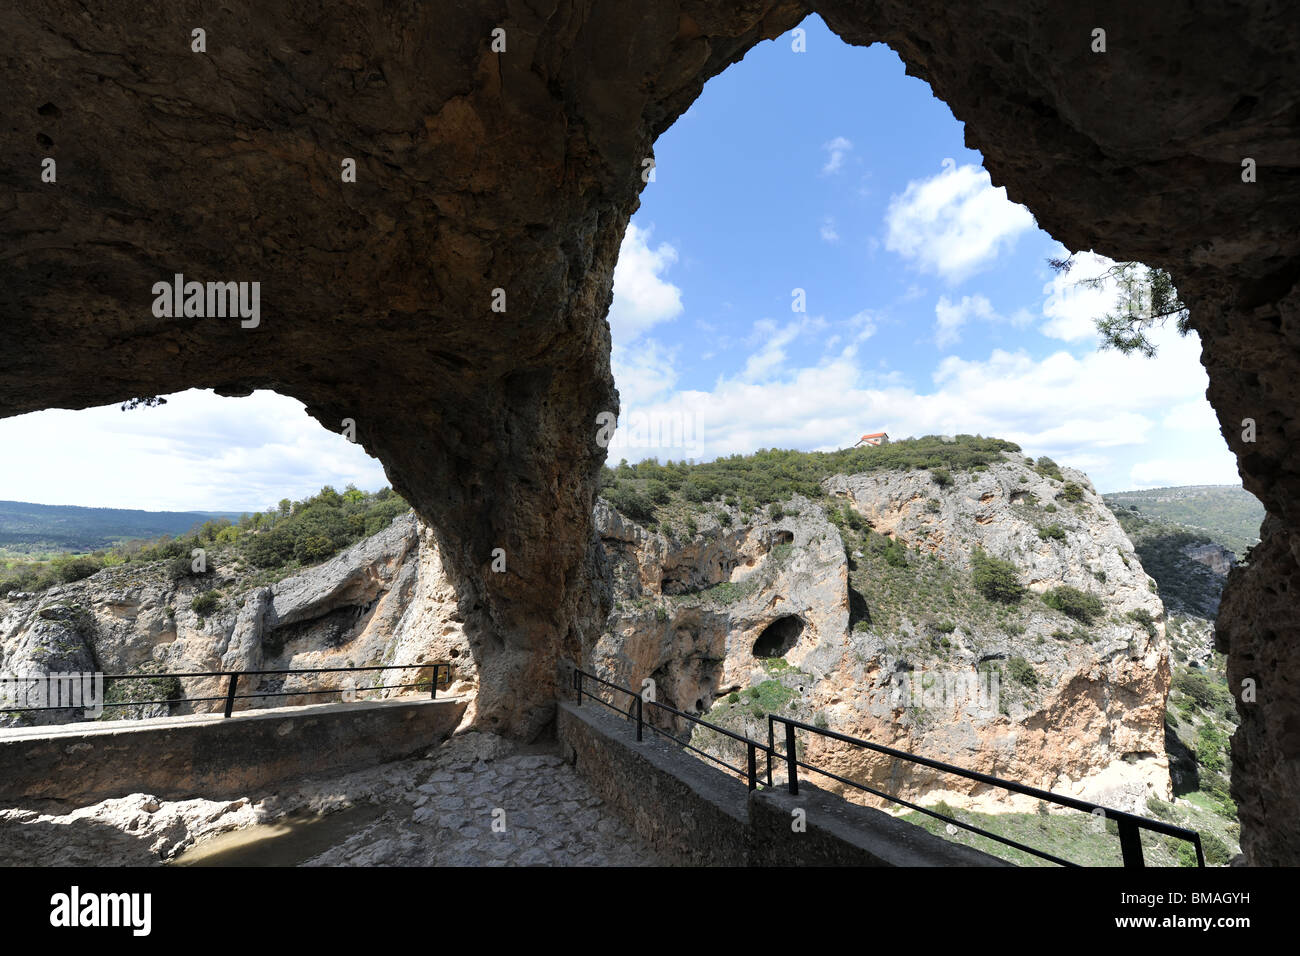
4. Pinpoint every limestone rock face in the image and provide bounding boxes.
[0,514,472,725]
[1183,543,1236,578]
[587,456,1171,815]
[1,1,1298,856]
